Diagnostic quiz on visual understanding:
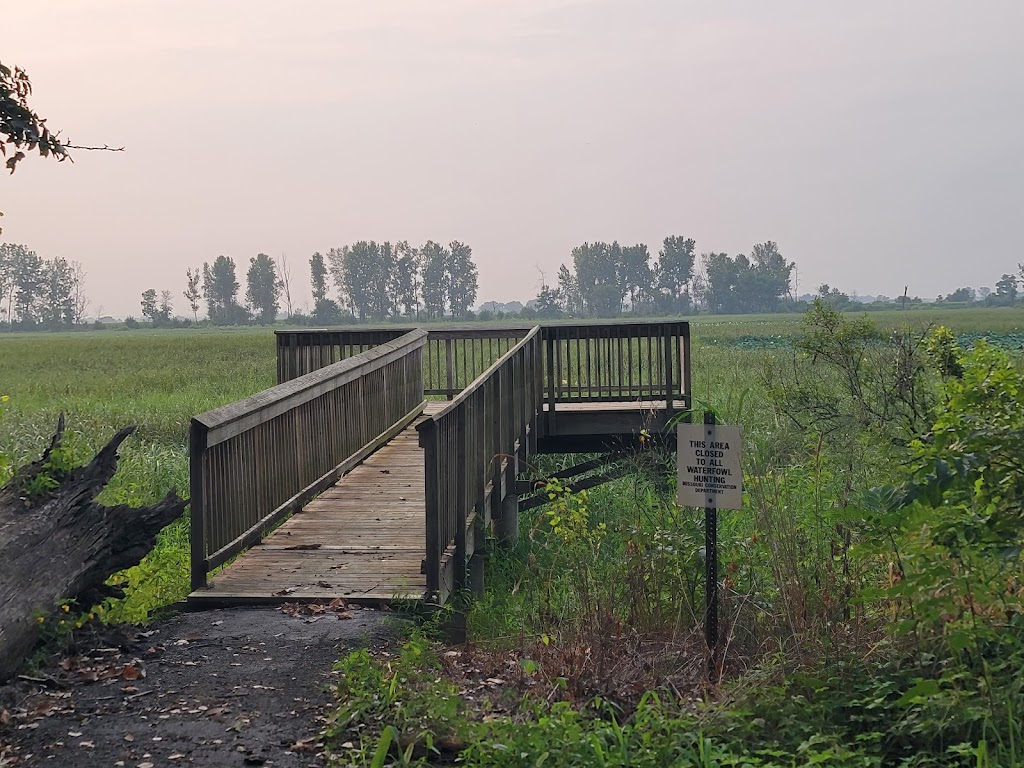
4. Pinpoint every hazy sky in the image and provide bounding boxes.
[3,1,1023,316]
